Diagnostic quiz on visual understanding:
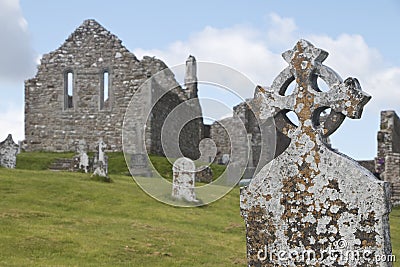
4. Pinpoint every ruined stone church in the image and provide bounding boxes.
[23,19,400,204]
[24,19,203,158]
